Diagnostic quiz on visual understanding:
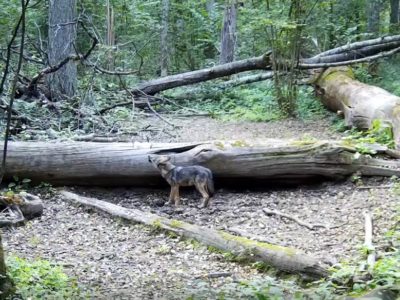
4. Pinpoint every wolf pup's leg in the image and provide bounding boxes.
[168,185,178,205]
[196,182,210,208]
[174,186,181,206]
